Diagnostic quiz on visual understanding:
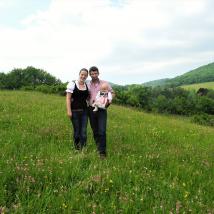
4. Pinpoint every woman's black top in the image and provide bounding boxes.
[71,83,89,110]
